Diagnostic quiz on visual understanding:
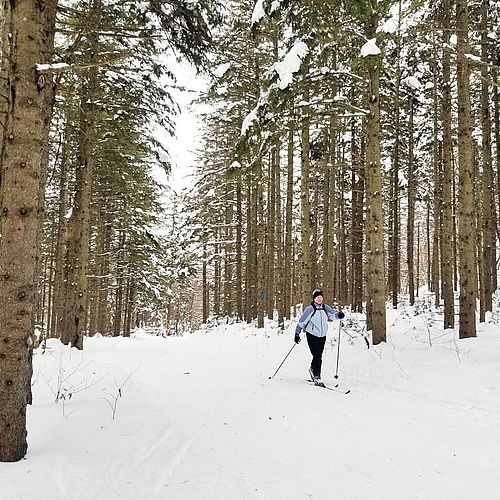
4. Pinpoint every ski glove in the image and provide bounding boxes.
[338,311,345,319]
[294,333,301,344]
